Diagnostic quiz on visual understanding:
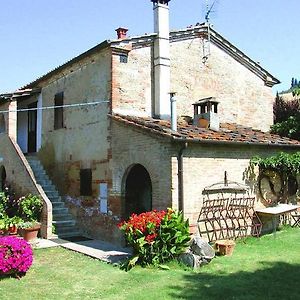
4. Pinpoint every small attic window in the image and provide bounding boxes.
[120,54,128,63]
